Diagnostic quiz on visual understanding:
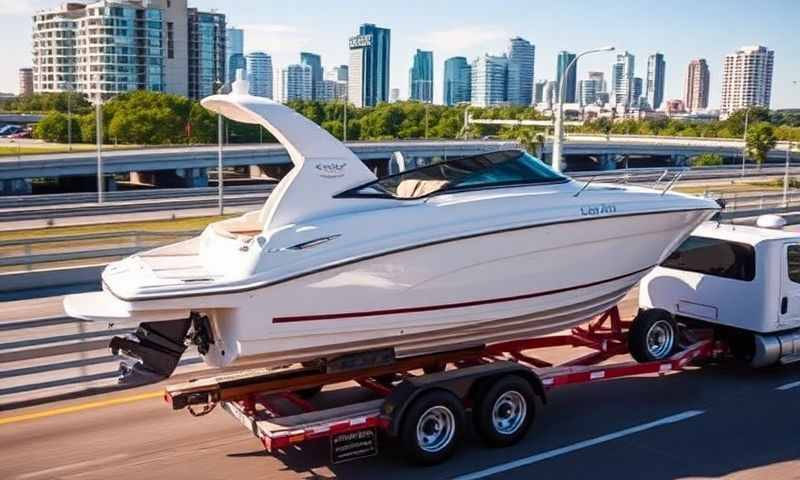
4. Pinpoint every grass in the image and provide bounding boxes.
[0,214,236,241]
[0,144,139,156]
